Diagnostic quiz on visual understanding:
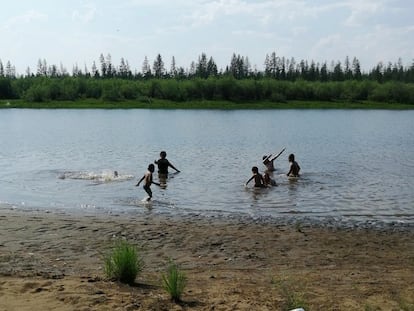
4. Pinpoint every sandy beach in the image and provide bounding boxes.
[0,208,413,311]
